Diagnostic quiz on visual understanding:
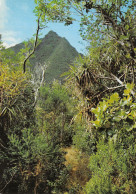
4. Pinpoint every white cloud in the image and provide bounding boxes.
[0,0,21,47]
[2,31,21,48]
[0,0,8,30]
